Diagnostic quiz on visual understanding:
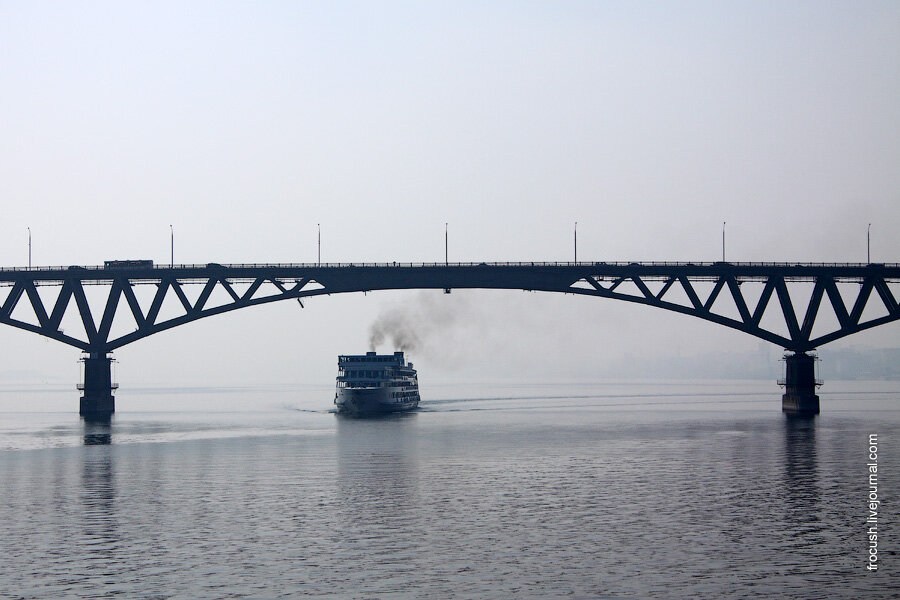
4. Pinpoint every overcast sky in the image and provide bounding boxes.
[1,1,898,388]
